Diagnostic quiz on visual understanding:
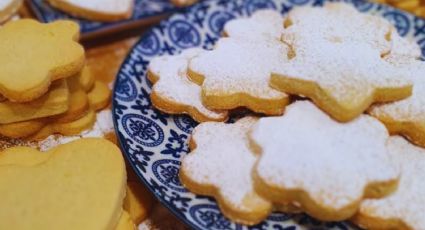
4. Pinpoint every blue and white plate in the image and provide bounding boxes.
[28,0,176,39]
[112,0,425,229]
